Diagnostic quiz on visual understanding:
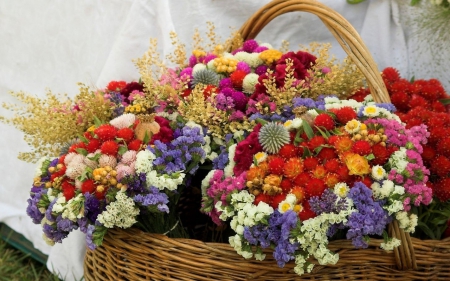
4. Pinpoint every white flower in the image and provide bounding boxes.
[99,154,117,168]
[185,121,203,131]
[233,130,244,140]
[135,150,155,174]
[307,109,319,118]
[224,144,237,177]
[110,113,136,129]
[333,182,350,198]
[386,200,404,215]
[241,251,253,259]
[97,191,140,228]
[242,73,259,93]
[344,119,361,134]
[201,170,217,197]
[254,152,268,164]
[380,238,401,251]
[362,105,380,117]
[235,225,245,235]
[35,157,52,177]
[207,59,216,71]
[278,194,297,213]
[371,165,386,180]
[388,148,408,173]
[146,171,185,191]
[192,63,207,74]
[393,185,405,195]
[254,252,266,261]
[259,43,273,49]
